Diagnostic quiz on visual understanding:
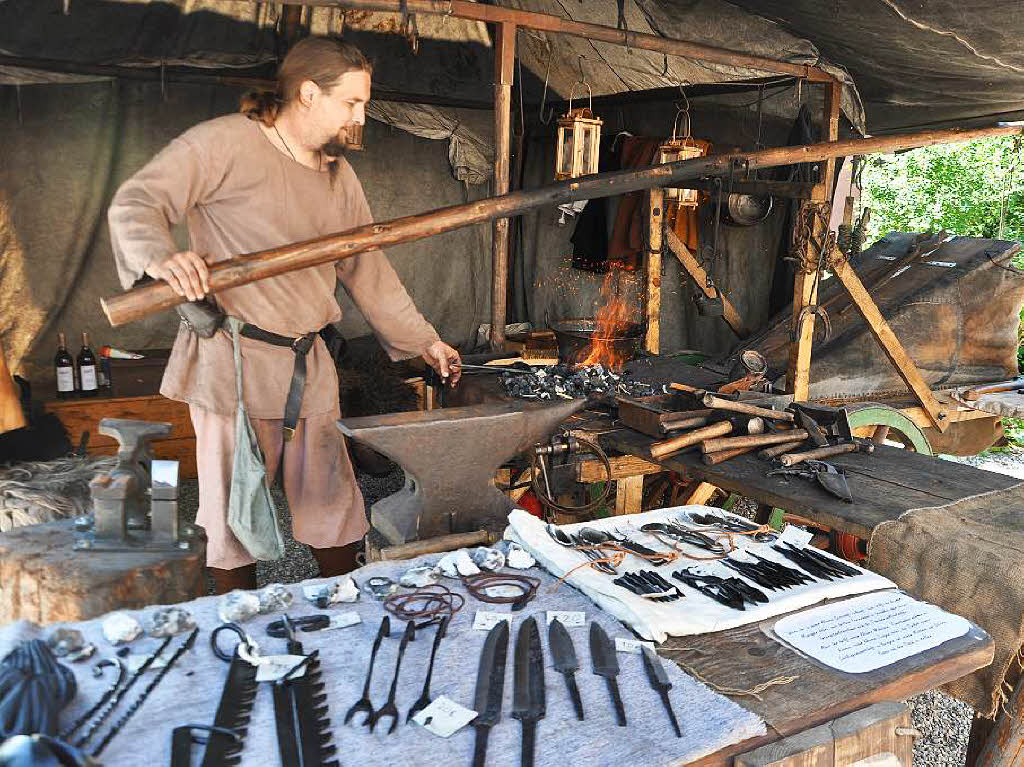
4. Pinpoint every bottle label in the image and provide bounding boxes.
[56,367,74,392]
[80,365,97,390]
